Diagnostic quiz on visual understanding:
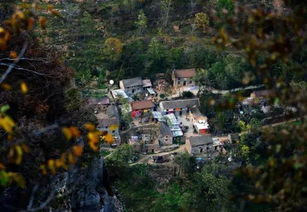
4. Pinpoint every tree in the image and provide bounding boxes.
[213,1,307,210]
[181,91,195,98]
[160,0,173,28]
[104,37,123,61]
[192,163,231,211]
[109,144,135,163]
[174,153,196,176]
[145,38,168,76]
[0,5,113,210]
[193,12,209,33]
[135,9,148,35]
